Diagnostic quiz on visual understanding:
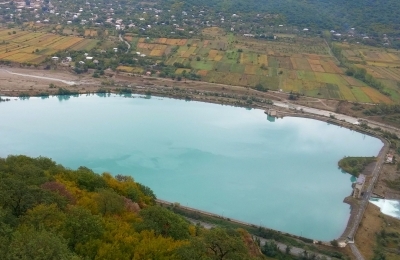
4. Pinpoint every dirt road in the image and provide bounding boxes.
[0,69,77,85]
